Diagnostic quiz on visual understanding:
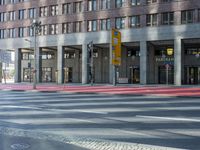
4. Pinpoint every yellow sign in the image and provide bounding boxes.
[111,29,121,66]
[167,48,173,56]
